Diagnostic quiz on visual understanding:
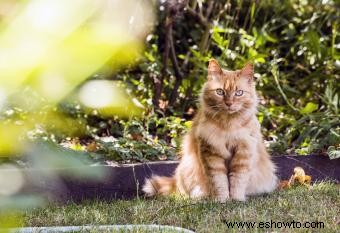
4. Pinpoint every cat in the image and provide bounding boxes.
[143,59,277,202]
